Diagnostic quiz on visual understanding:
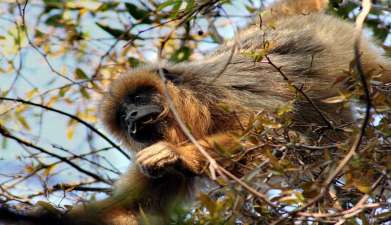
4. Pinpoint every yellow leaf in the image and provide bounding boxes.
[322,94,350,104]
[46,96,58,107]
[78,112,97,123]
[26,88,39,99]
[66,125,75,140]
[37,201,61,215]
[353,179,371,194]
[43,164,57,177]
[25,165,35,173]
[276,101,293,116]
[15,105,27,113]
[16,114,30,130]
